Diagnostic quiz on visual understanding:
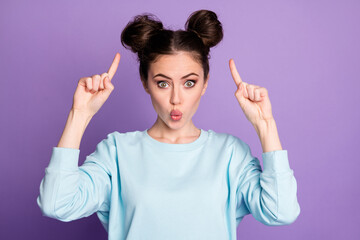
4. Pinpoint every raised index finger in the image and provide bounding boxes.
[107,53,121,80]
[229,58,243,87]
